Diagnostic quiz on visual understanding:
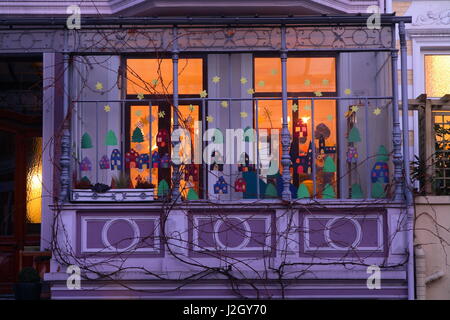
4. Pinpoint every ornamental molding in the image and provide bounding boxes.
[0,0,379,16]
[413,9,450,26]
